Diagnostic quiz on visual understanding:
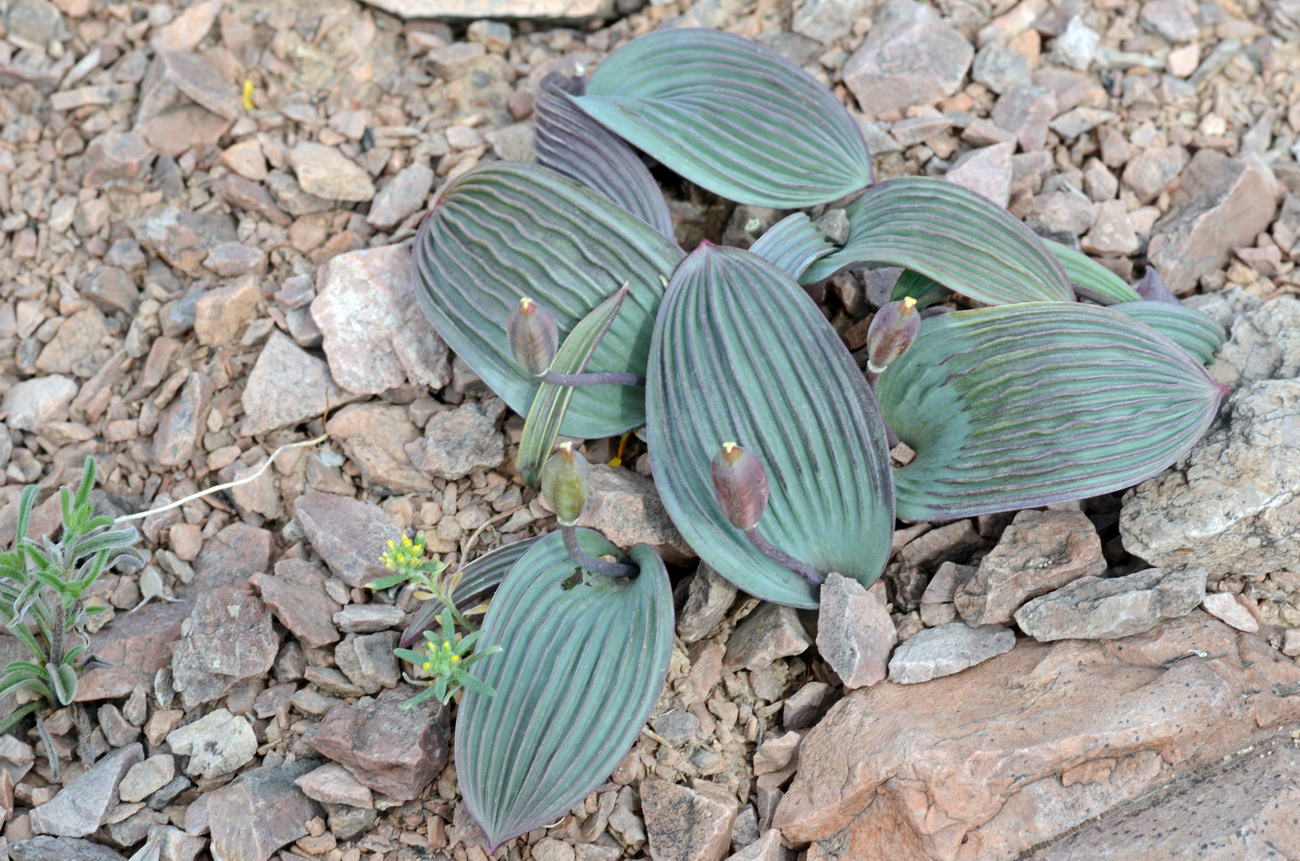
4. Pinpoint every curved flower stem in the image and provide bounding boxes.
[561,525,639,579]
[744,528,823,585]
[540,371,646,387]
